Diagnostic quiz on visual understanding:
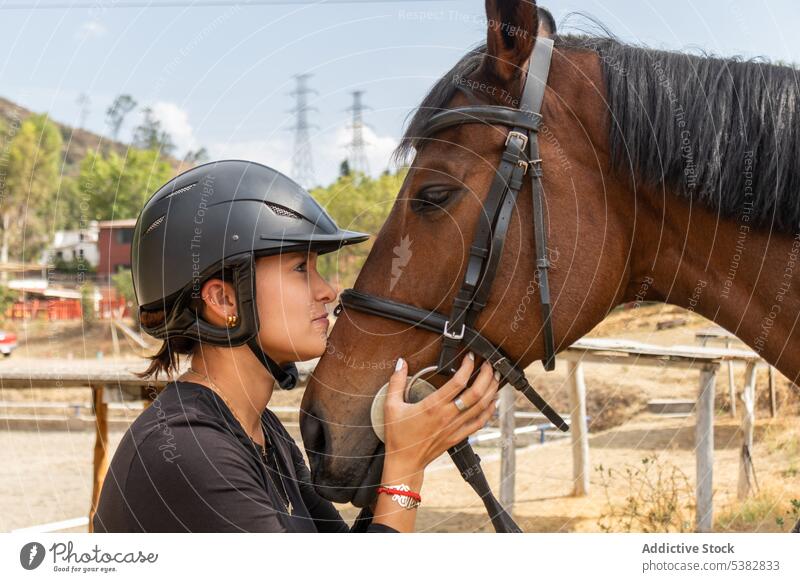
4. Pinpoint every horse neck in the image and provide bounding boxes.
[627,187,800,381]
